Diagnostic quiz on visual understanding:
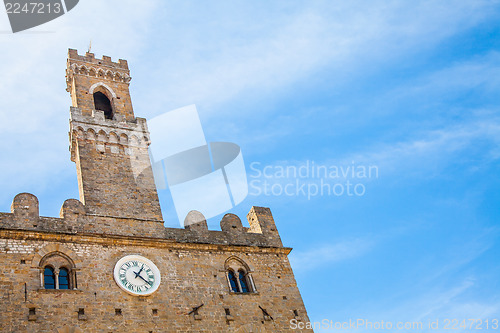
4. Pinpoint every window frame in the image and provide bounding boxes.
[39,252,77,291]
[238,269,250,293]
[224,256,257,294]
[58,267,70,290]
[43,266,56,289]
[227,269,240,292]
